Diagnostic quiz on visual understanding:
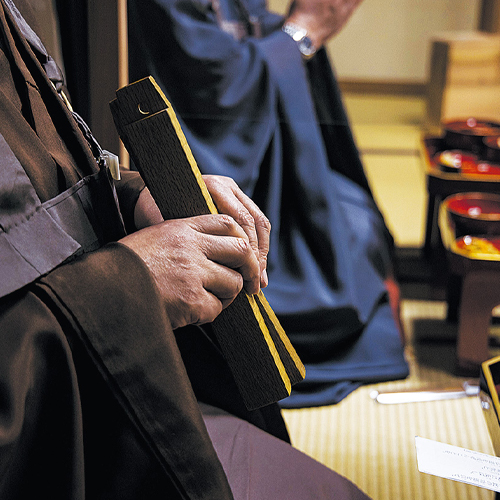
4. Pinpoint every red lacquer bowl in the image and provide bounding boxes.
[443,118,500,153]
[434,150,477,173]
[433,149,500,176]
[445,192,500,236]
